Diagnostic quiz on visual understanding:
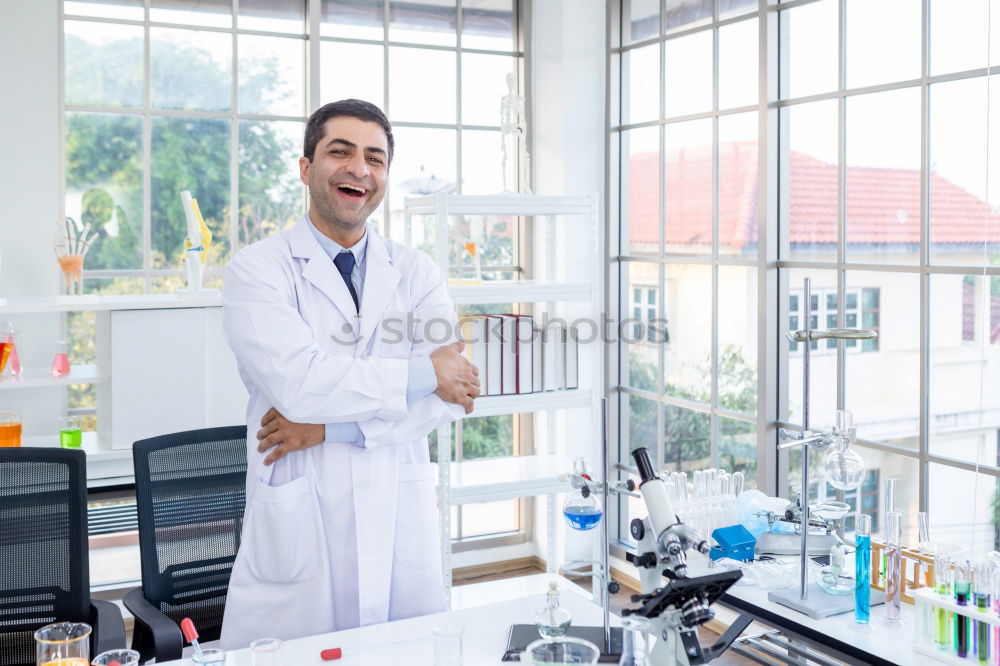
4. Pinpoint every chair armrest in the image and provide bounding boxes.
[90,599,127,656]
[123,587,184,662]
